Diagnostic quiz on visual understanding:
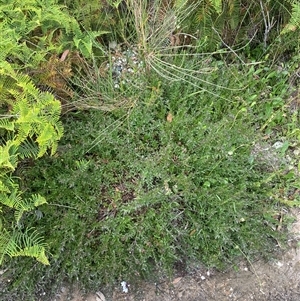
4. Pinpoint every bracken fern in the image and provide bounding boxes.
[0,61,63,265]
